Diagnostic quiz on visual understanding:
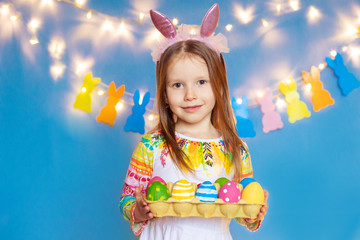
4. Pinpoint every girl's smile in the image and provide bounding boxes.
[182,105,202,112]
